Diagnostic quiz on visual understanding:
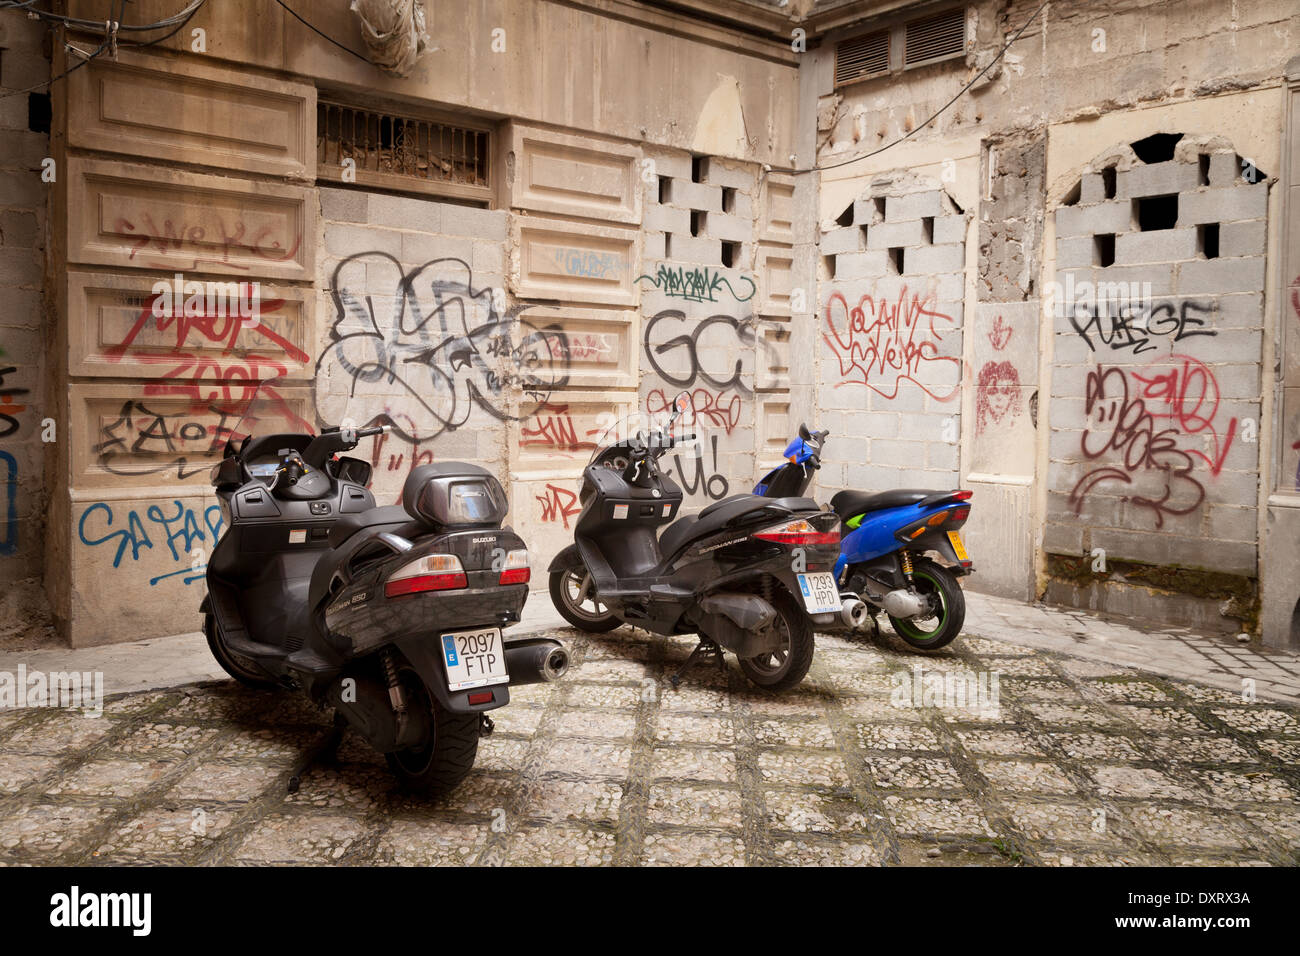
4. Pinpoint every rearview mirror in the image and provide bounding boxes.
[671,391,690,421]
